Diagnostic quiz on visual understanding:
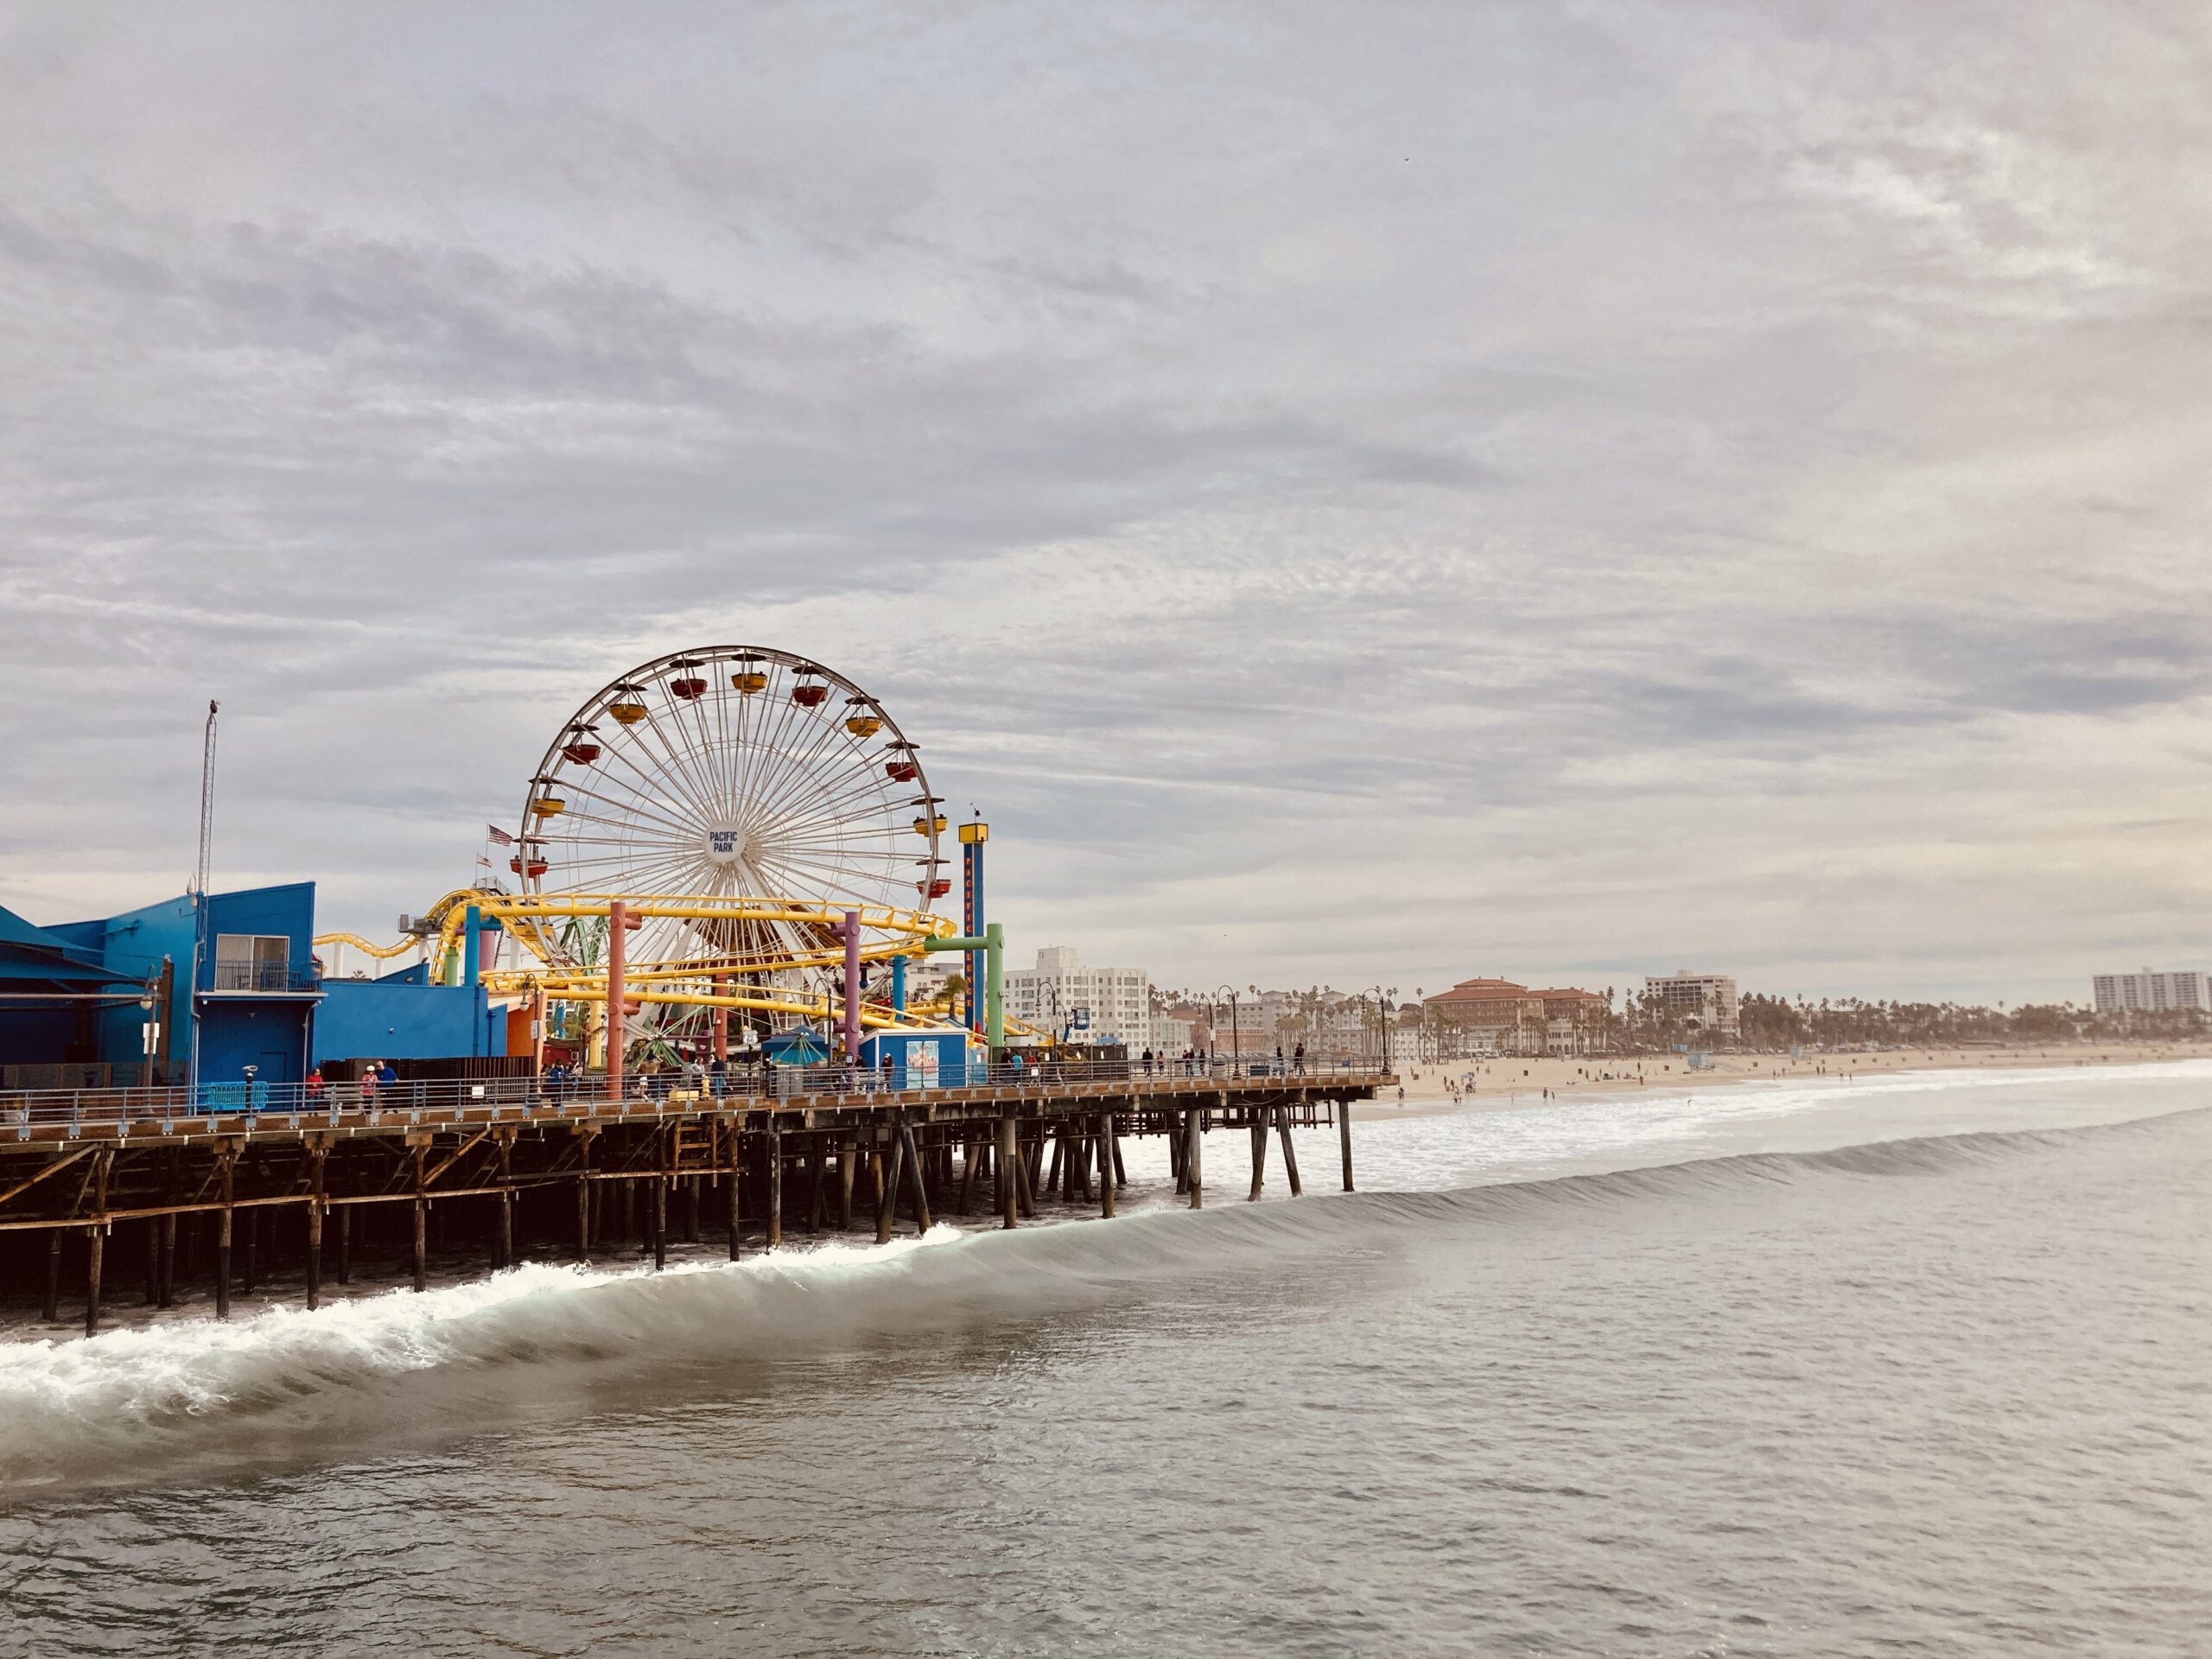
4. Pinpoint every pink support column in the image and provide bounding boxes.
[713,972,729,1063]
[606,900,628,1101]
[842,911,862,1067]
